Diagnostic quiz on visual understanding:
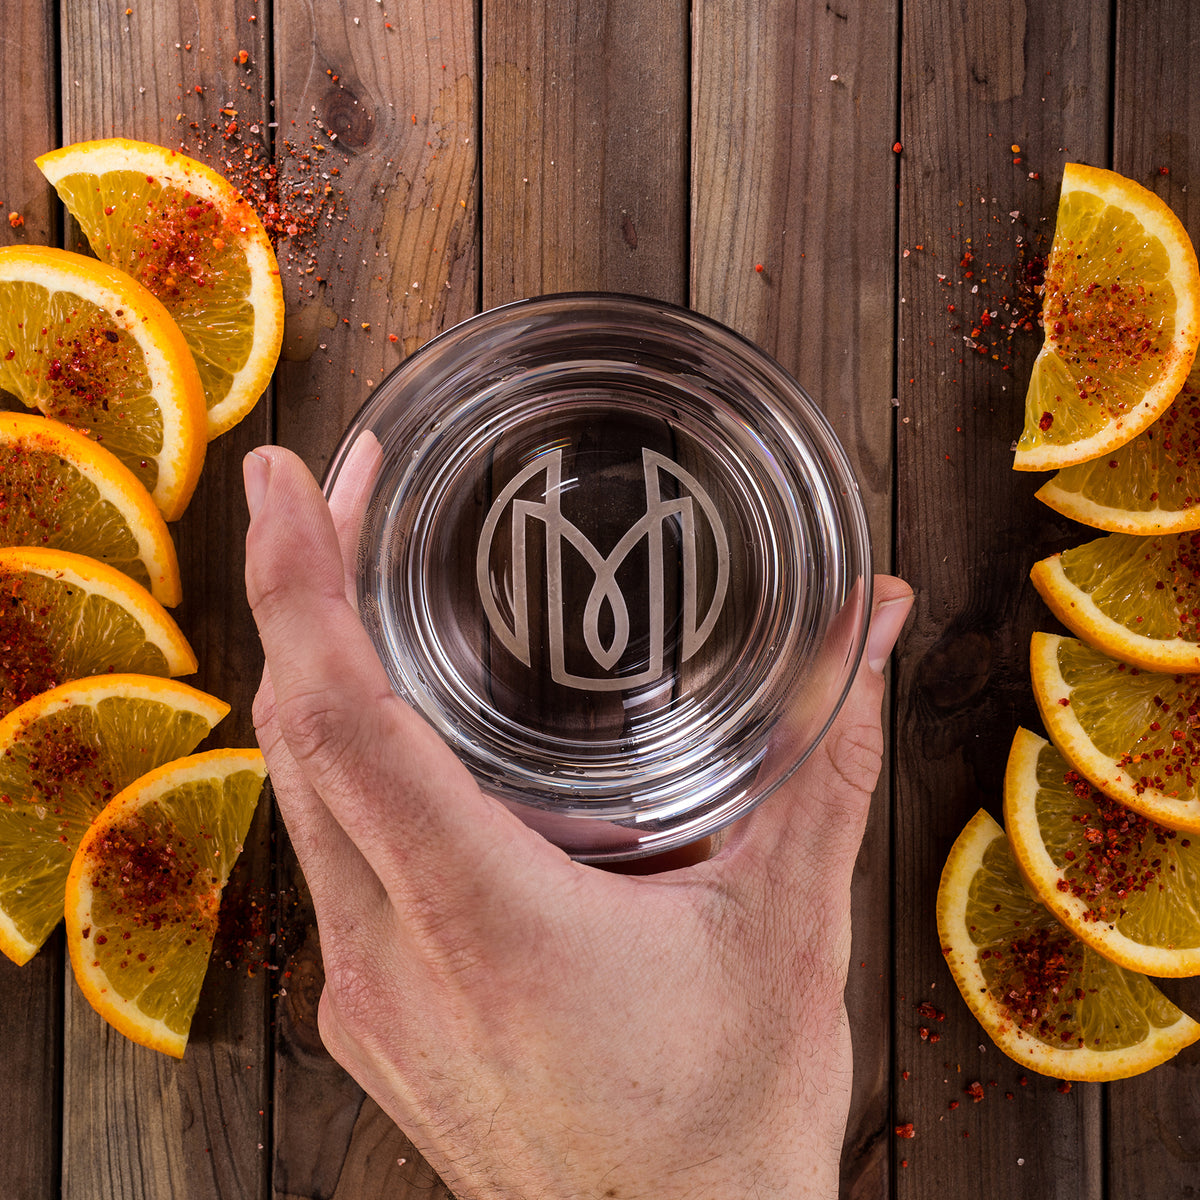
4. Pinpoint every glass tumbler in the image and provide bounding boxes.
[323,293,872,861]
